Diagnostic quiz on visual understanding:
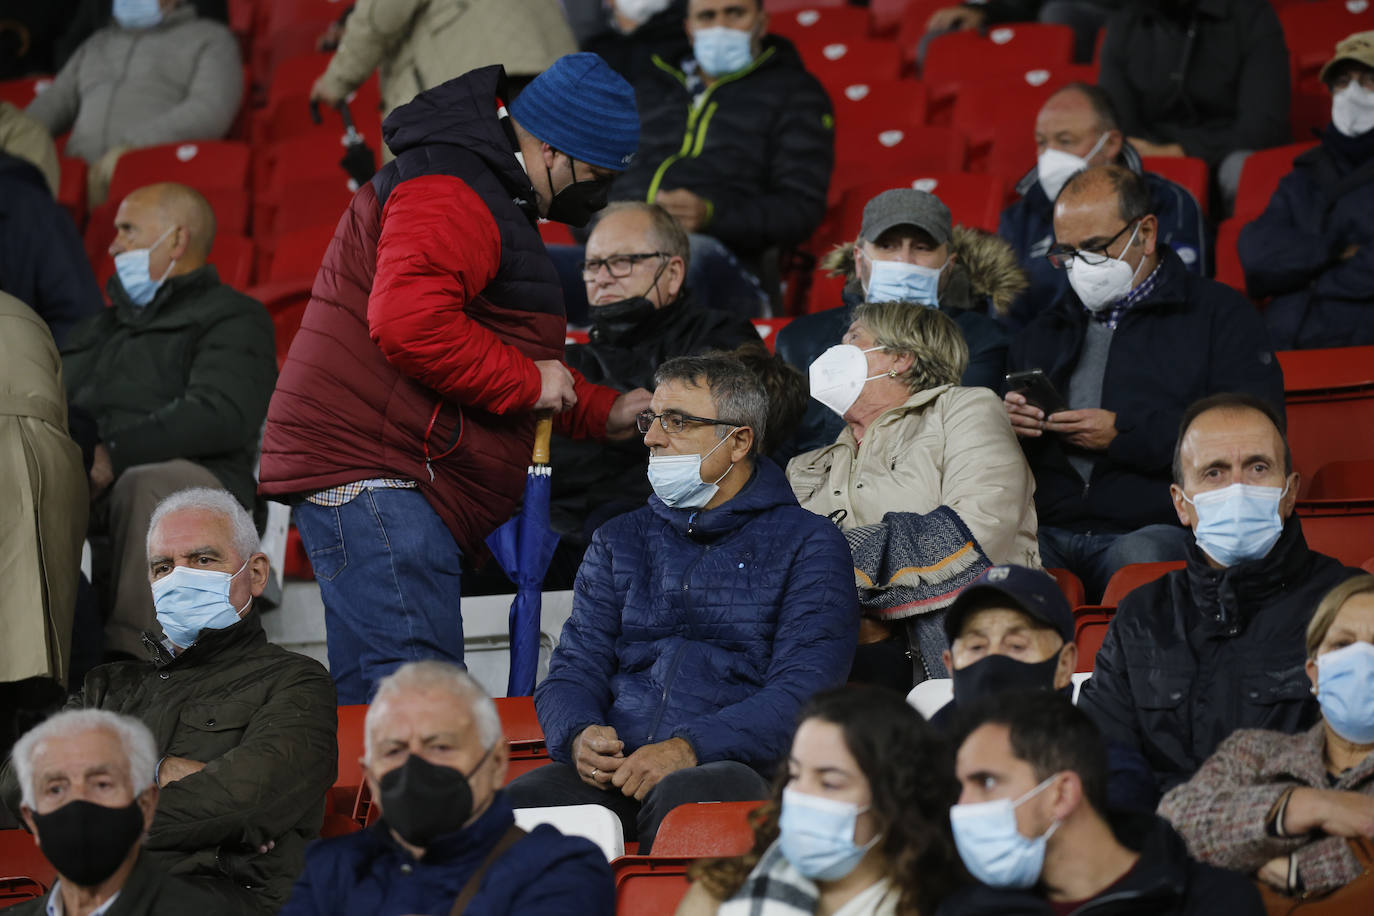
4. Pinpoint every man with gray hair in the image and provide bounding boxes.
[9,708,224,914]
[507,354,858,850]
[281,661,614,915]
[1,487,336,915]
[552,201,759,575]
